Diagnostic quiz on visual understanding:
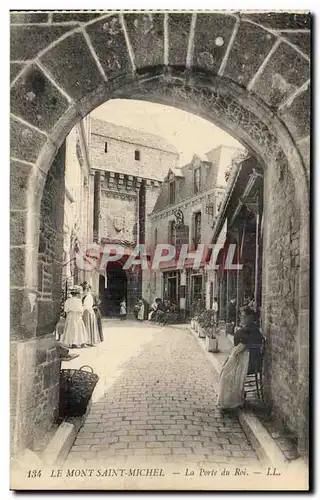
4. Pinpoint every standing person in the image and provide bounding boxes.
[227,298,237,323]
[148,298,158,321]
[212,297,219,327]
[81,282,101,346]
[120,298,127,320]
[137,299,145,321]
[93,294,104,342]
[60,285,89,348]
[218,307,263,410]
